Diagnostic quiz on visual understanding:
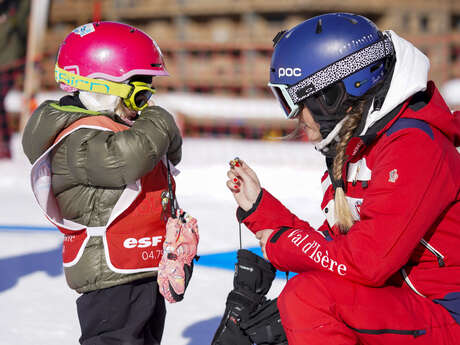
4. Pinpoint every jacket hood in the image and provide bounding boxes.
[316,31,432,157]
[361,31,460,147]
[361,30,430,134]
[412,83,460,146]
